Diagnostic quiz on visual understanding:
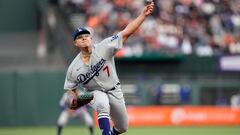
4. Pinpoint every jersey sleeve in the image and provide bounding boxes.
[94,32,123,59]
[63,68,78,90]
